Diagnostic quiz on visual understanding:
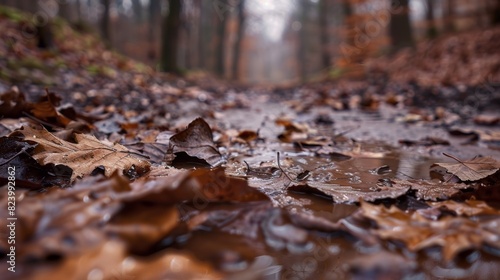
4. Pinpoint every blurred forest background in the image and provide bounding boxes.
[2,0,500,85]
